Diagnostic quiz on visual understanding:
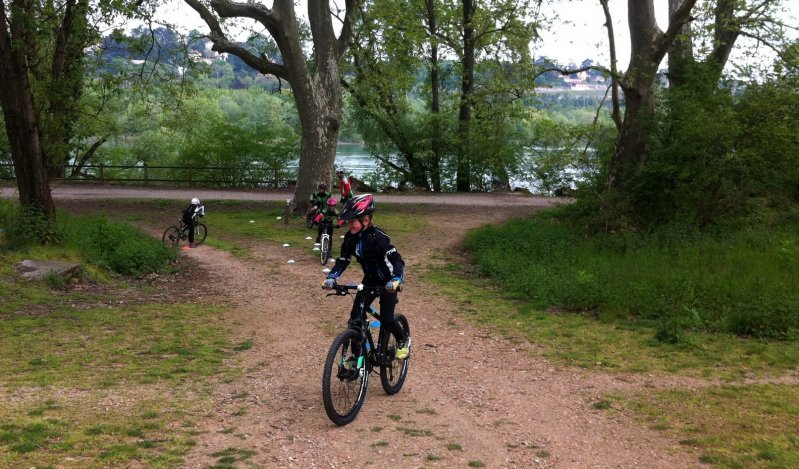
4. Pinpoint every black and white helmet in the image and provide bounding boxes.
[191,197,200,205]
[339,194,375,220]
